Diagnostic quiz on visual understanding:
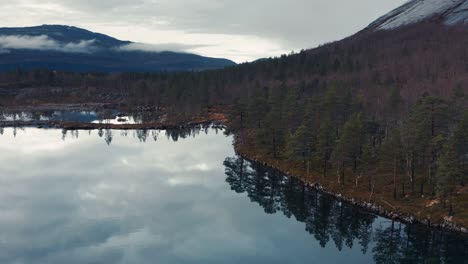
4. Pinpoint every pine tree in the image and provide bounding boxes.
[436,147,462,216]
[283,85,301,128]
[331,113,365,185]
[361,141,378,192]
[321,86,340,137]
[228,98,248,140]
[401,96,450,194]
[316,117,335,177]
[286,121,314,174]
[247,87,269,129]
[451,111,468,185]
[380,129,404,199]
